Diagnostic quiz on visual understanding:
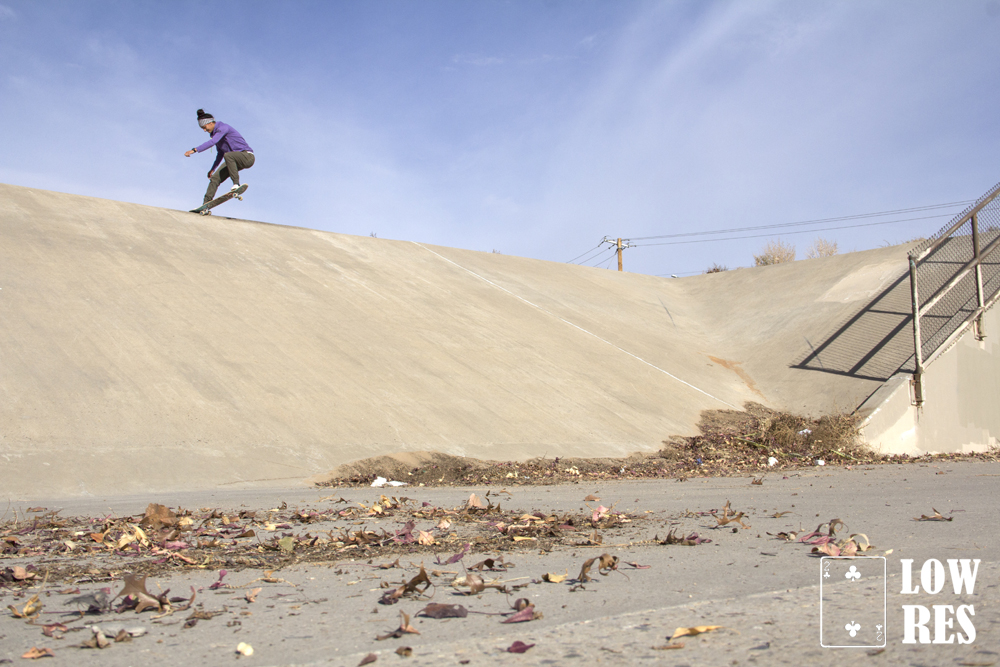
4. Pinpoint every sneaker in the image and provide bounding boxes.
[230,183,242,192]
